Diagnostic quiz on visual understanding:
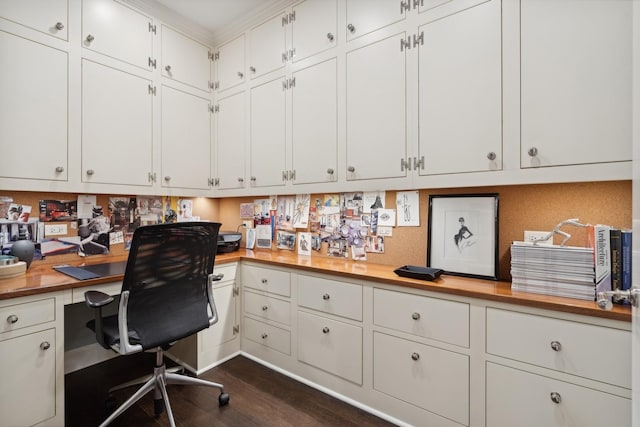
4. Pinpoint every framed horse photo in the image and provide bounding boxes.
[427,194,499,280]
